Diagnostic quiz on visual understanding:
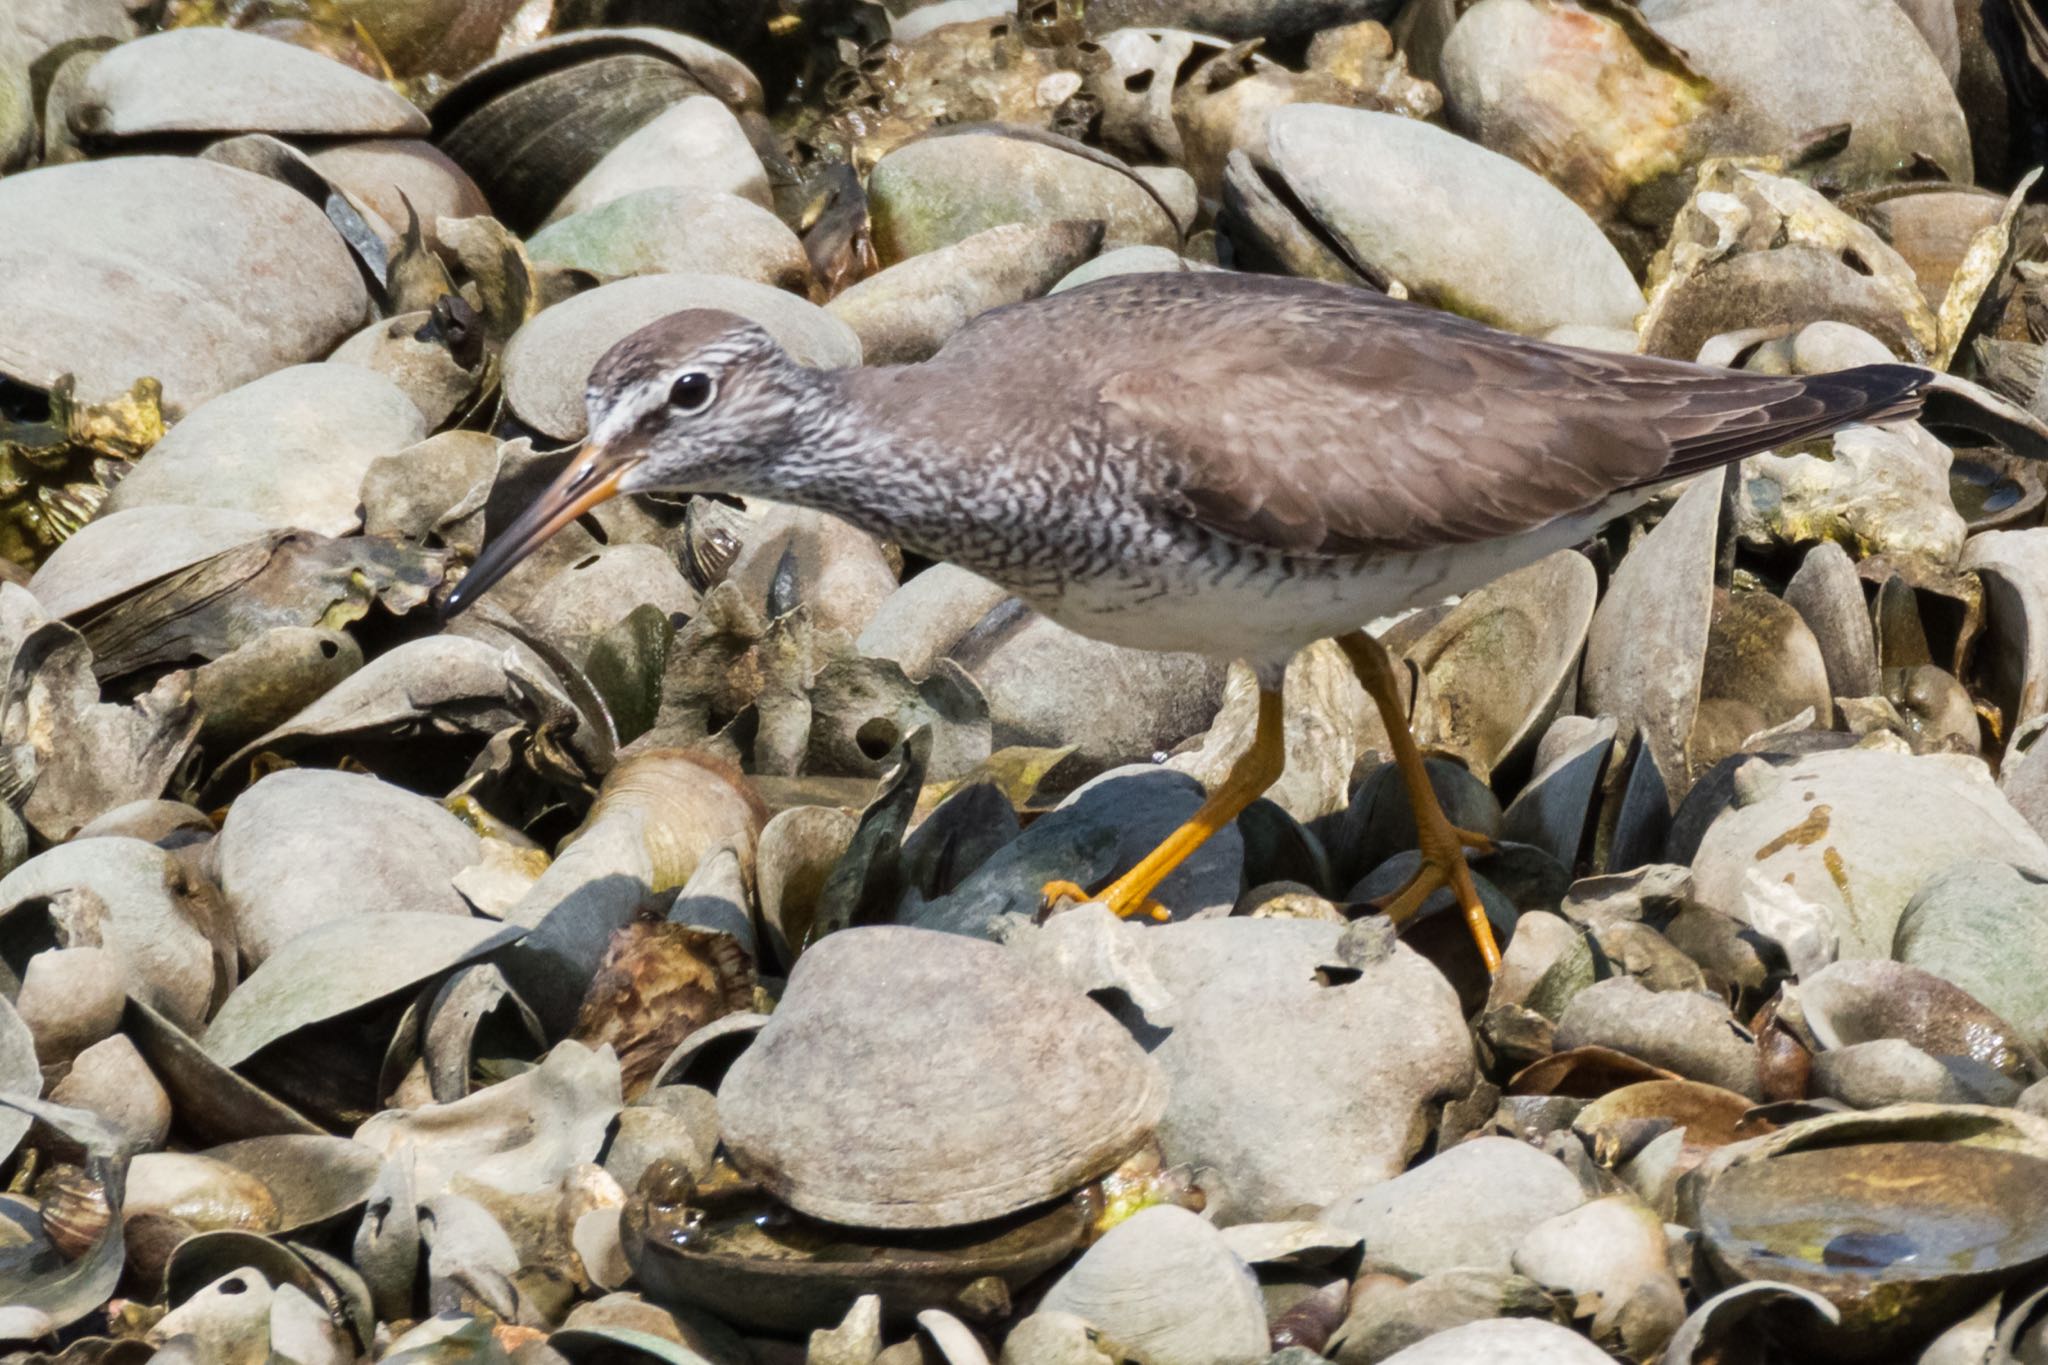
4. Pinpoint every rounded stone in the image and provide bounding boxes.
[214,768,481,969]
[527,188,807,288]
[0,157,372,412]
[1323,1136,1587,1277]
[717,924,1165,1229]
[868,133,1180,265]
[103,364,426,537]
[49,1033,171,1151]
